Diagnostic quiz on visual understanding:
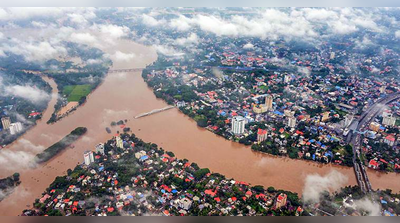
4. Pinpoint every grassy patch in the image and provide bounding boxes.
[63,85,92,102]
